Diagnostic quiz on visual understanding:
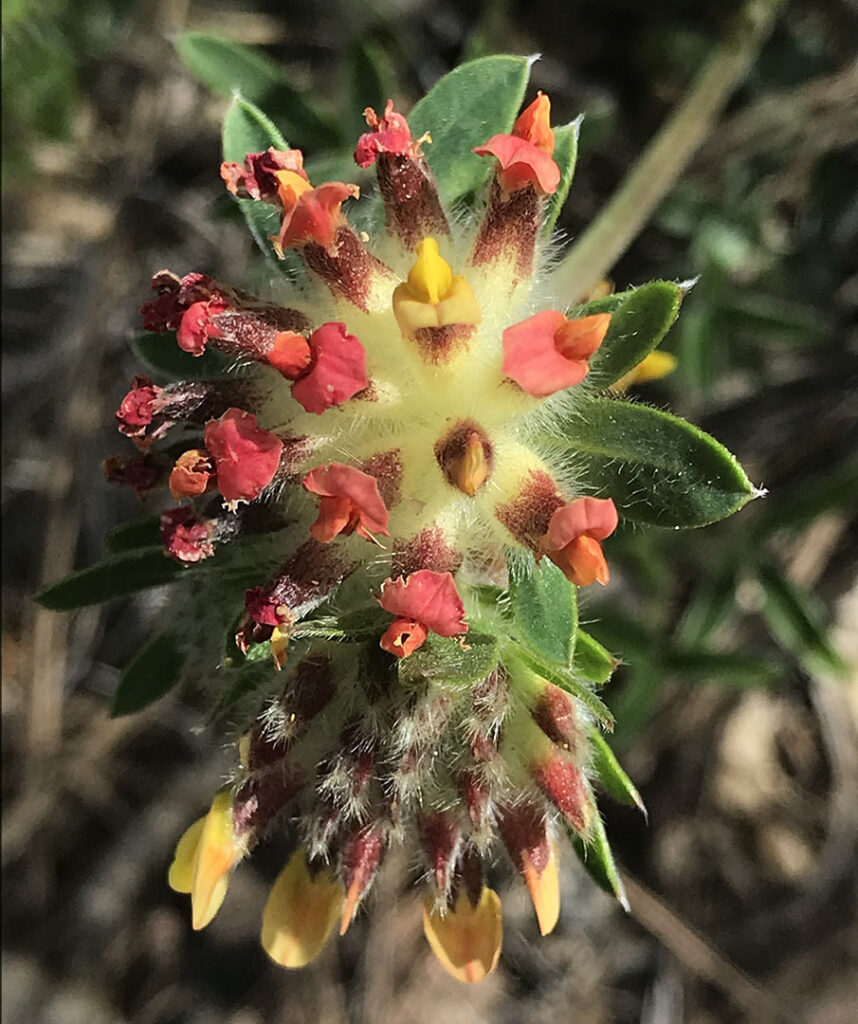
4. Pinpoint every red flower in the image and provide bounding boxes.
[473,135,560,194]
[244,586,284,627]
[473,91,560,194]
[277,182,360,251]
[377,570,468,658]
[203,409,283,503]
[169,449,216,501]
[116,377,162,437]
[502,311,611,397]
[139,271,226,335]
[354,100,416,168]
[543,497,618,586]
[290,322,368,414]
[160,507,215,563]
[176,299,228,356]
[302,463,389,543]
[220,147,307,204]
